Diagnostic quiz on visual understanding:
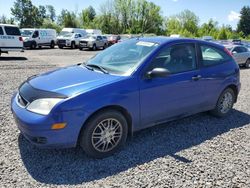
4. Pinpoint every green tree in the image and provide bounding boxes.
[58,9,79,28]
[80,6,96,28]
[42,18,61,33]
[217,26,228,40]
[46,5,56,22]
[11,0,44,27]
[237,6,250,37]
